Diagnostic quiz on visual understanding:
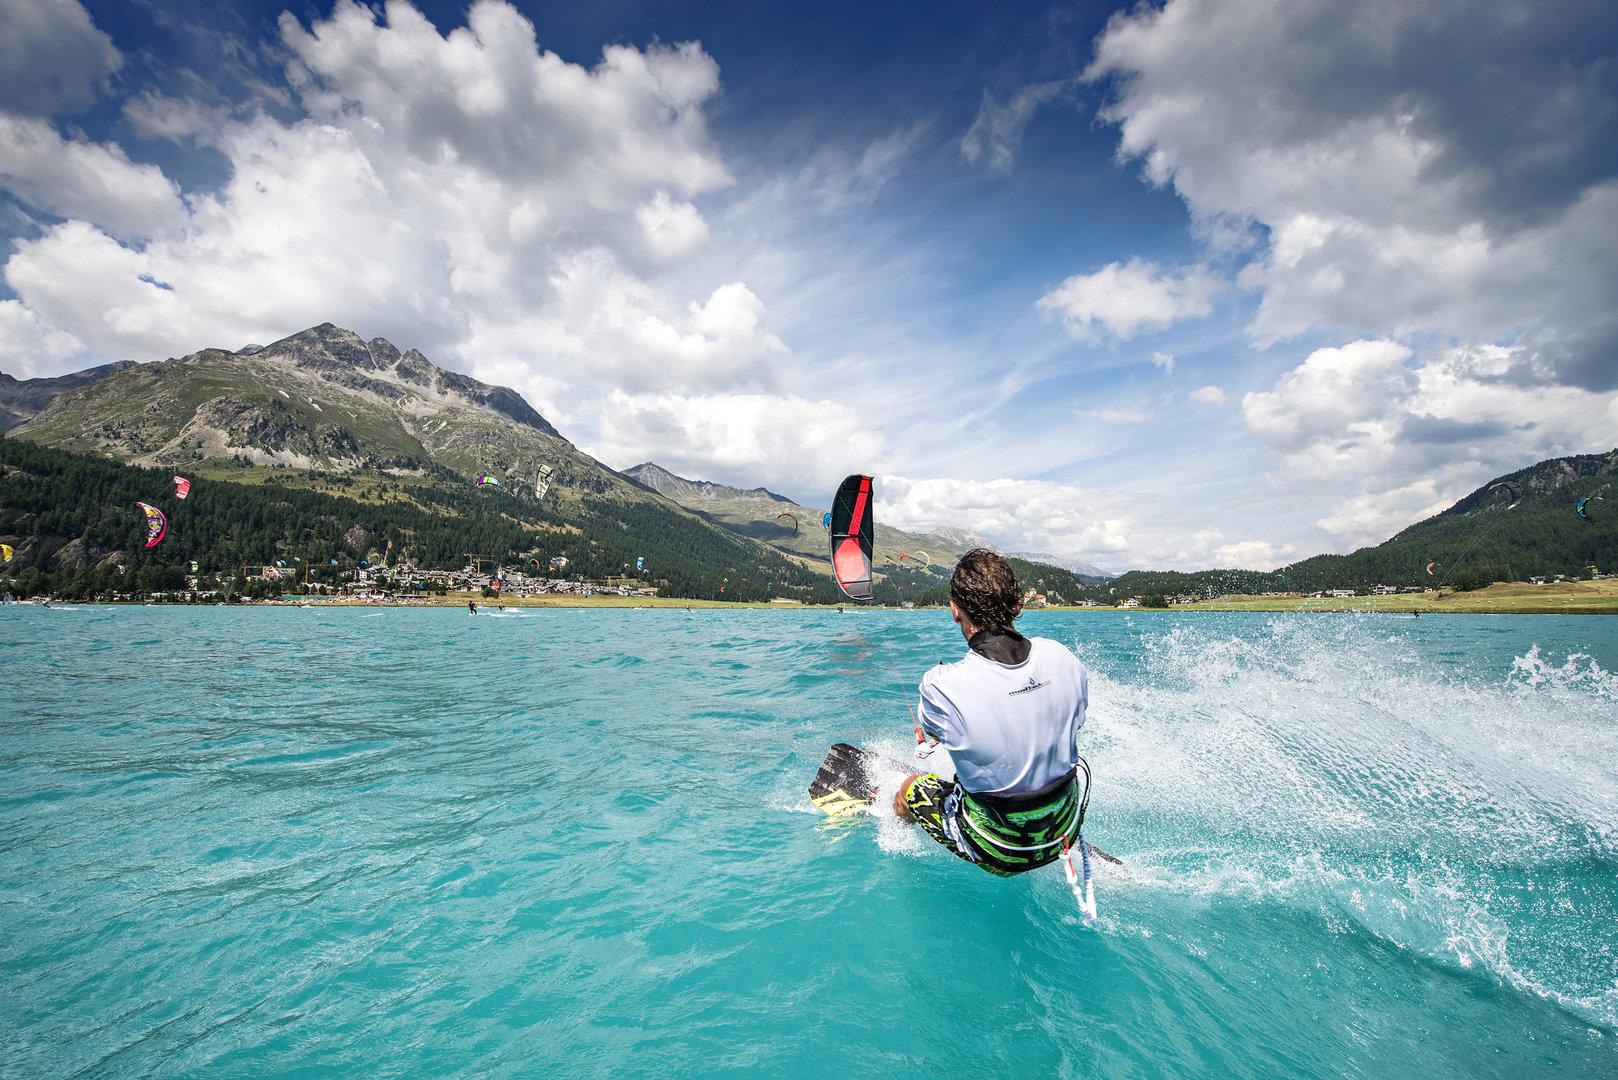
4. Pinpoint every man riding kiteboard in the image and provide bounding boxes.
[895,549,1091,879]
